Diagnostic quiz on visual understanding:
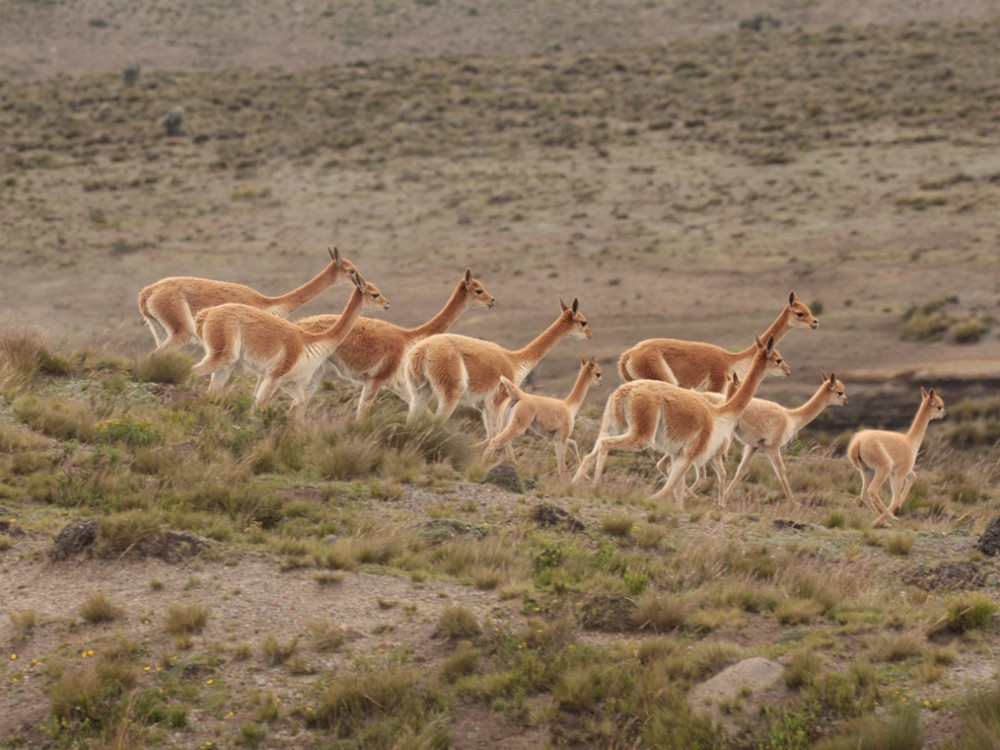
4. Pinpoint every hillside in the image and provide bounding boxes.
[3,2,1000,749]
